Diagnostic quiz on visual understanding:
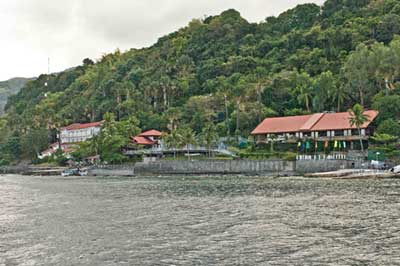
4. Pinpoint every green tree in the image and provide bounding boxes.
[376,119,400,137]
[200,123,219,157]
[372,95,400,123]
[217,76,231,136]
[295,72,313,112]
[165,107,182,131]
[342,44,375,107]
[97,113,140,164]
[163,130,182,158]
[228,74,248,136]
[178,127,197,160]
[20,127,49,159]
[371,133,398,146]
[348,104,369,152]
[313,71,337,112]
